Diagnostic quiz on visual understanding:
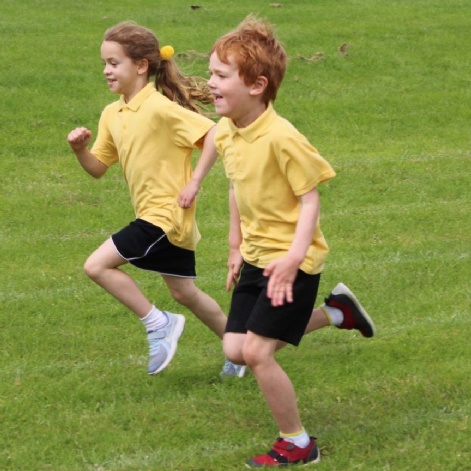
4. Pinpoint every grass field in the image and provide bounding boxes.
[1,0,470,470]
